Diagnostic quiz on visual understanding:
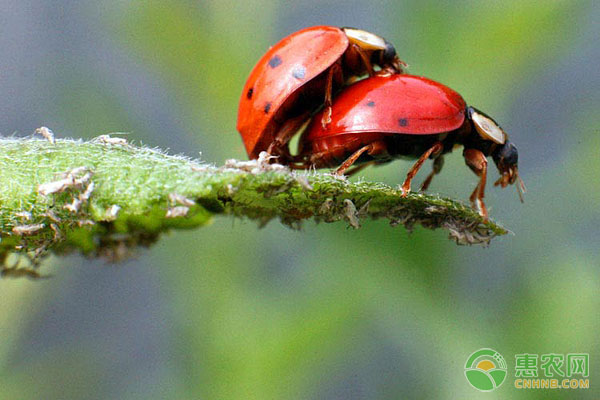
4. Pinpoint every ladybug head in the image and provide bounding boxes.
[342,27,406,73]
[381,40,406,73]
[493,141,518,184]
[382,41,396,62]
[468,107,525,202]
